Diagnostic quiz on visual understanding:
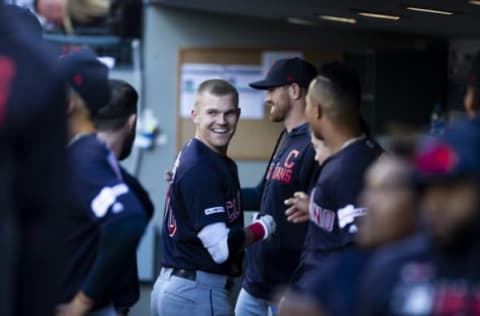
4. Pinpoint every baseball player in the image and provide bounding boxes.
[235,57,319,316]
[56,49,148,316]
[151,79,276,316]
[0,4,68,315]
[95,79,155,315]
[359,120,480,316]
[284,62,383,292]
[279,154,418,316]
